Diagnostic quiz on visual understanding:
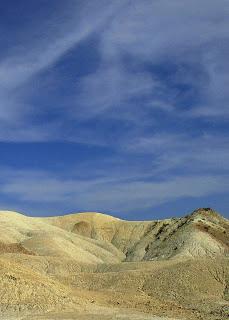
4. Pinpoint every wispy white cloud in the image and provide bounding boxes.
[0,0,228,142]
[0,1,228,216]
[102,1,229,59]
[122,132,229,175]
[61,0,229,134]
[190,56,229,117]
[0,1,123,90]
[0,131,228,214]
[98,0,229,118]
[81,175,229,212]
[0,166,228,214]
[1,131,229,211]
[0,0,125,137]
[74,64,157,120]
